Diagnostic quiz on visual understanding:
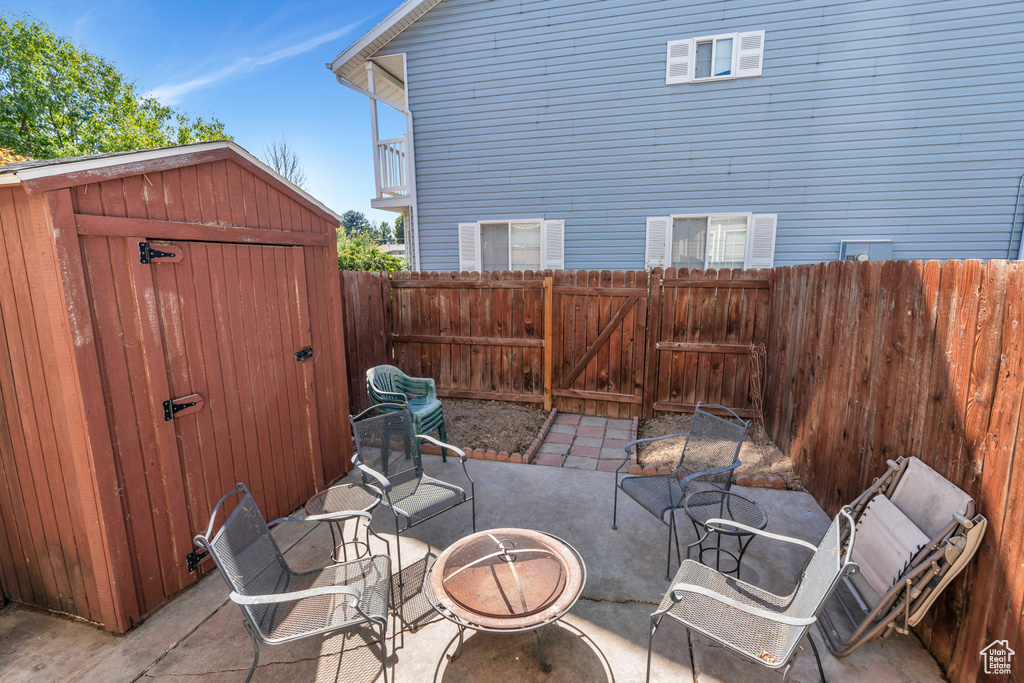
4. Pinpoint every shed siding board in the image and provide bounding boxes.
[378,0,1024,269]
